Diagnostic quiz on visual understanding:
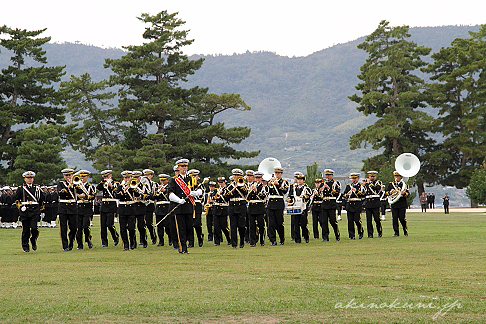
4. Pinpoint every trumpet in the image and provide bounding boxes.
[72,174,82,186]
[237,177,246,187]
[130,178,139,189]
